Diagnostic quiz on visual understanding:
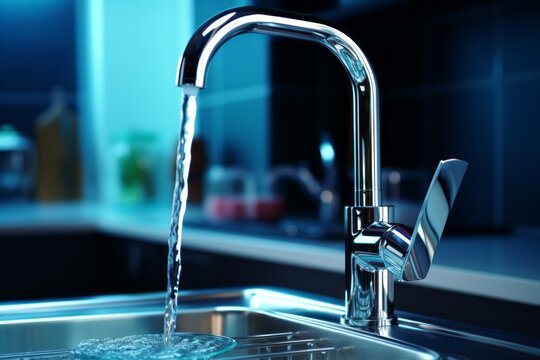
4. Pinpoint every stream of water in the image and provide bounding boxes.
[73,86,236,359]
[163,85,199,347]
